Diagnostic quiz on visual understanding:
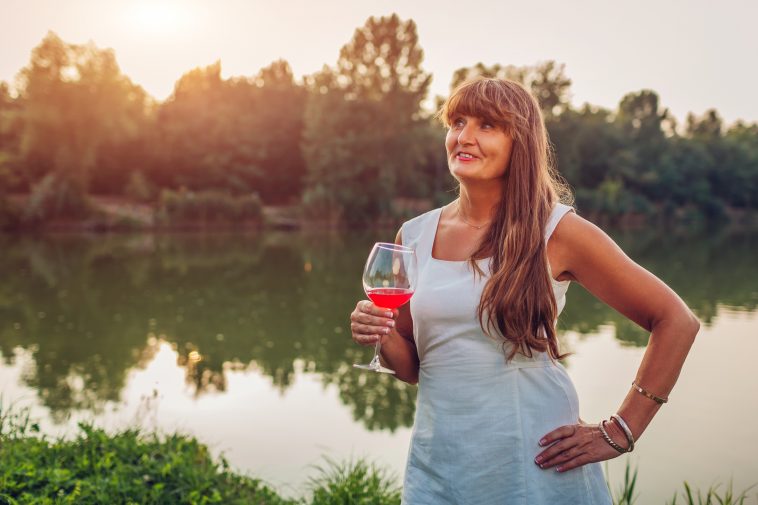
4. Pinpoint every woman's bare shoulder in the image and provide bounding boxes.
[553,211,606,243]
[548,211,622,281]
